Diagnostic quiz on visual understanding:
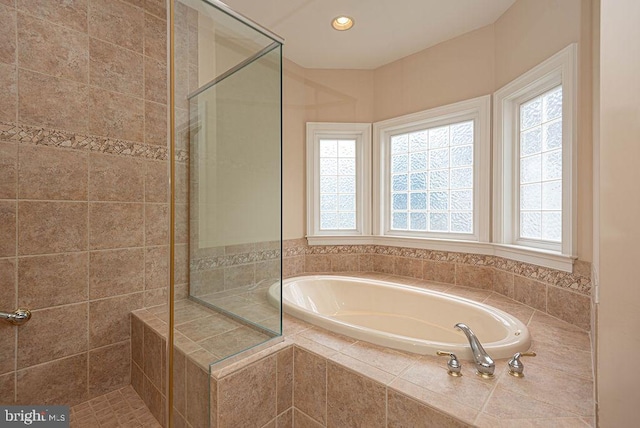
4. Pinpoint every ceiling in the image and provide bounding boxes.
[220,0,517,70]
